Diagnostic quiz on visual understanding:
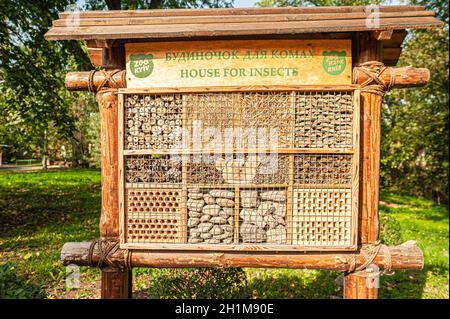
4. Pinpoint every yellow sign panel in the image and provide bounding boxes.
[125,40,352,88]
